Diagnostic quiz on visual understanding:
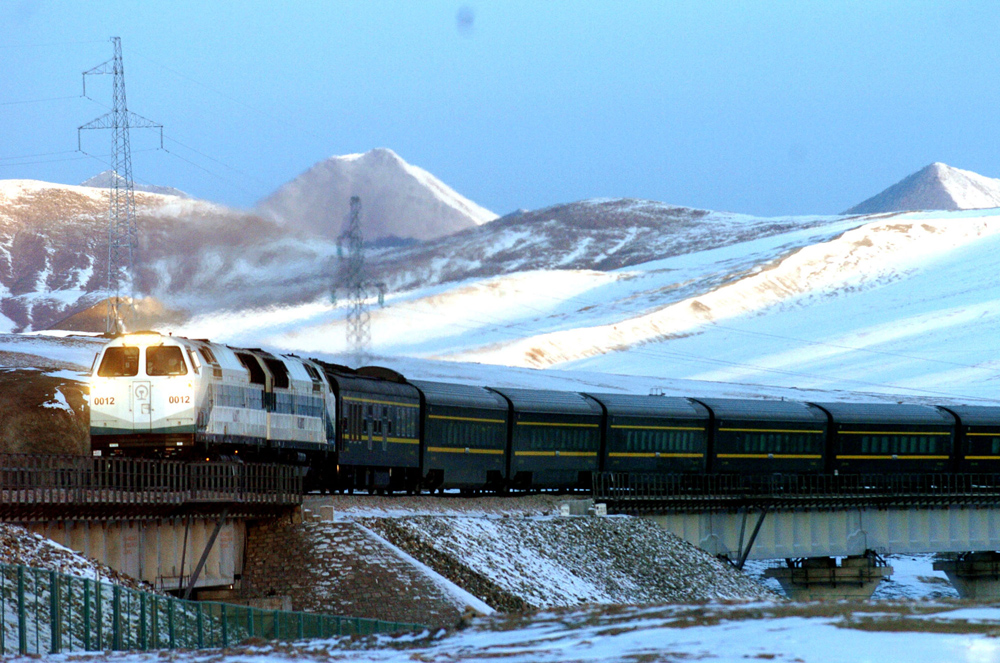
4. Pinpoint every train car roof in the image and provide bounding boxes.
[585,393,710,420]
[487,387,602,416]
[410,380,509,412]
[811,401,955,426]
[694,397,827,423]
[938,405,1000,427]
[322,371,420,399]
